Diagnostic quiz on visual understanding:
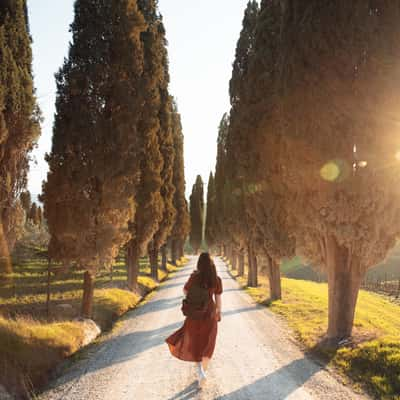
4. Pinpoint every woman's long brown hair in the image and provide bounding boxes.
[196,252,217,289]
